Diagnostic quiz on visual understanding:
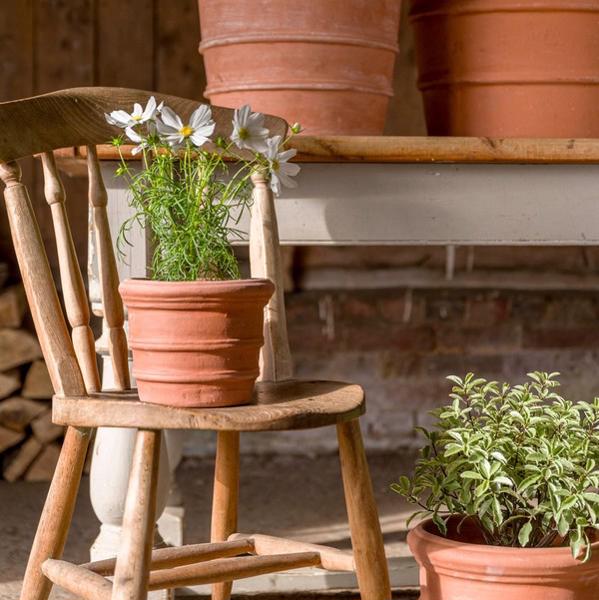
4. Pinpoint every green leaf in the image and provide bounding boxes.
[583,492,599,503]
[475,480,490,497]
[558,515,570,537]
[518,521,533,547]
[432,513,447,535]
[518,475,541,494]
[491,451,507,464]
[493,476,513,487]
[461,471,484,481]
